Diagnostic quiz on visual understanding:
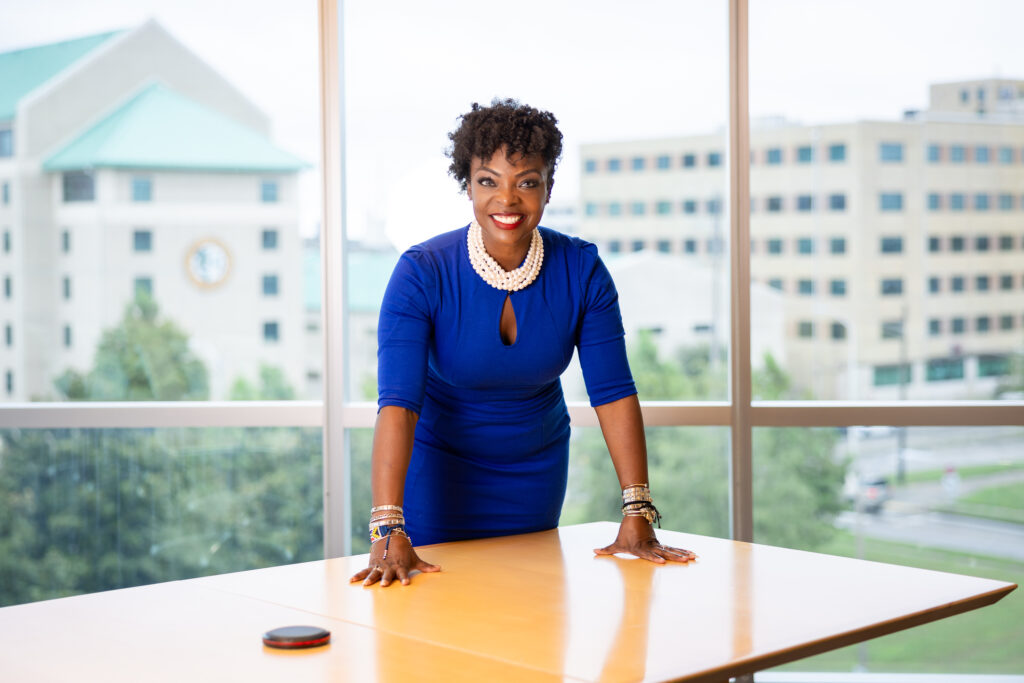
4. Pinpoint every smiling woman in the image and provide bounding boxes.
[349,99,697,589]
